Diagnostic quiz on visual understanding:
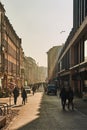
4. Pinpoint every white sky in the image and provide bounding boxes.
[1,0,73,67]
